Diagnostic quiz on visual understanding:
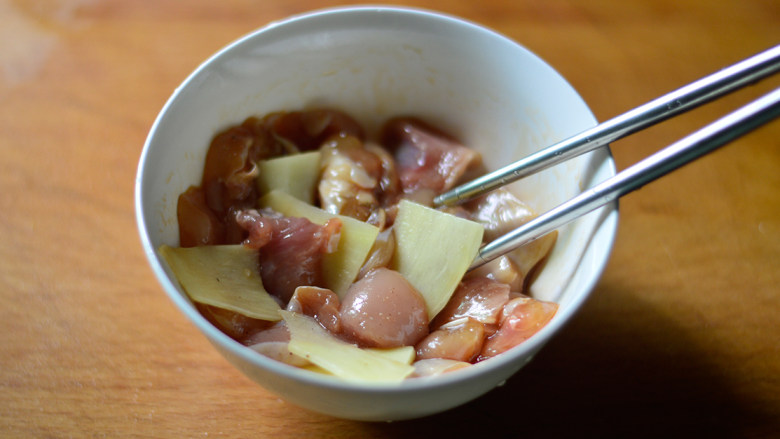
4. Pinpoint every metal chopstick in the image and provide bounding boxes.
[434,44,780,207]
[469,87,780,270]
